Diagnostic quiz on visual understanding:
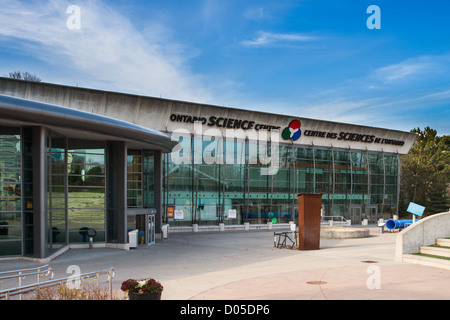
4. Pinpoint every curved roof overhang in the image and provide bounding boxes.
[0,94,178,152]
